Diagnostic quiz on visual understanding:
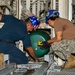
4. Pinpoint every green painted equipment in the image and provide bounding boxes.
[29,30,50,58]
